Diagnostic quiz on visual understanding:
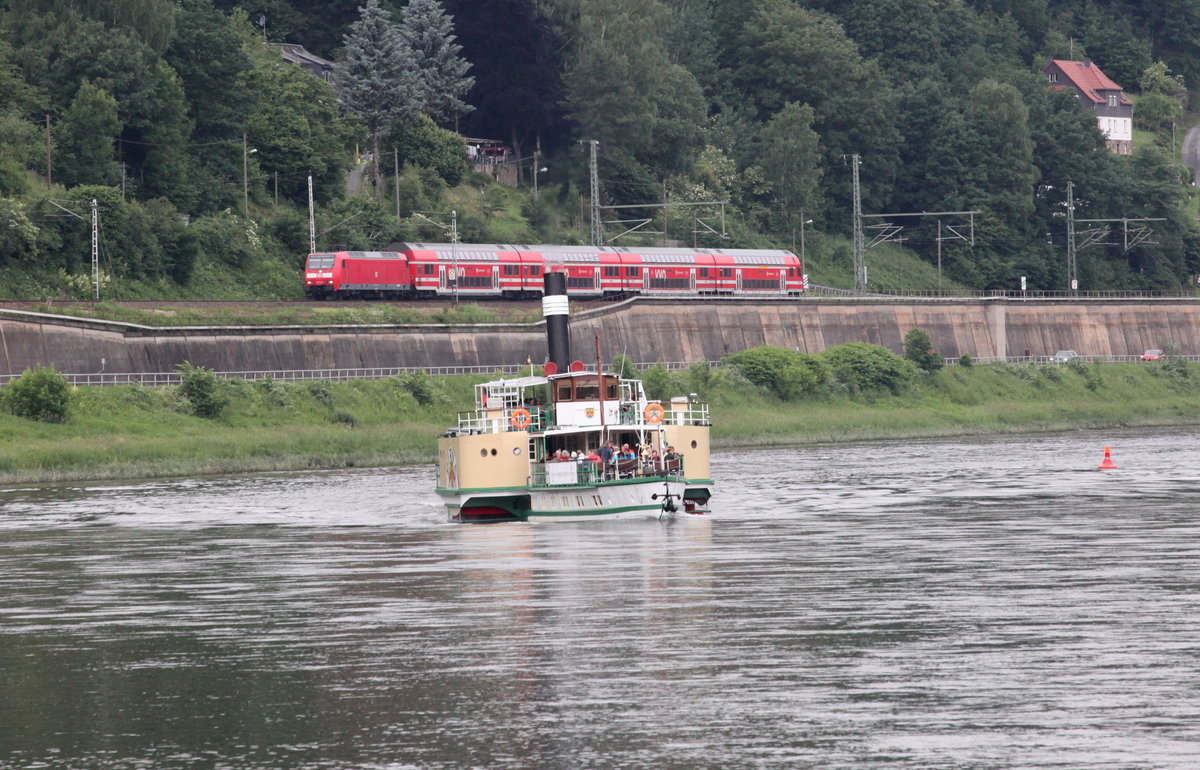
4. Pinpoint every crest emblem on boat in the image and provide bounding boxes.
[585,407,595,418]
